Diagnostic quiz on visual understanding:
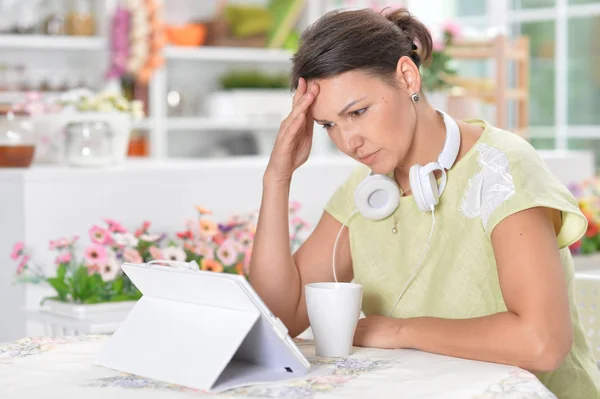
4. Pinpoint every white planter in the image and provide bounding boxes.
[204,89,292,124]
[32,111,131,166]
[41,298,137,320]
[572,254,600,272]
